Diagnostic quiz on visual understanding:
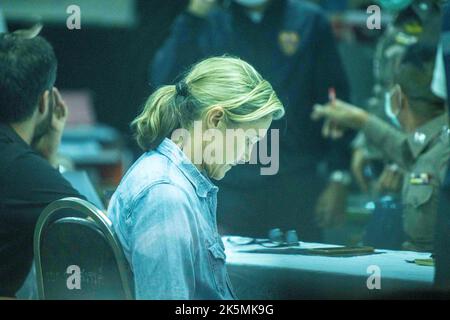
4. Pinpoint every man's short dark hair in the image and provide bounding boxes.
[0,33,57,123]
